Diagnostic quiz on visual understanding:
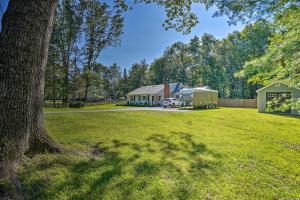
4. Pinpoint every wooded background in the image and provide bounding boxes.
[44,0,300,104]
